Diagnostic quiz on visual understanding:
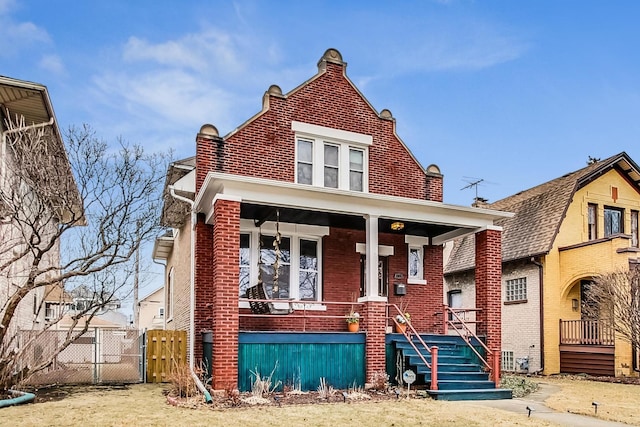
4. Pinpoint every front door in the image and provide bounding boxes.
[360,256,389,297]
